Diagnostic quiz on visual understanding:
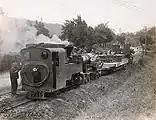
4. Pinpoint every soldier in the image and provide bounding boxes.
[10,61,20,95]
